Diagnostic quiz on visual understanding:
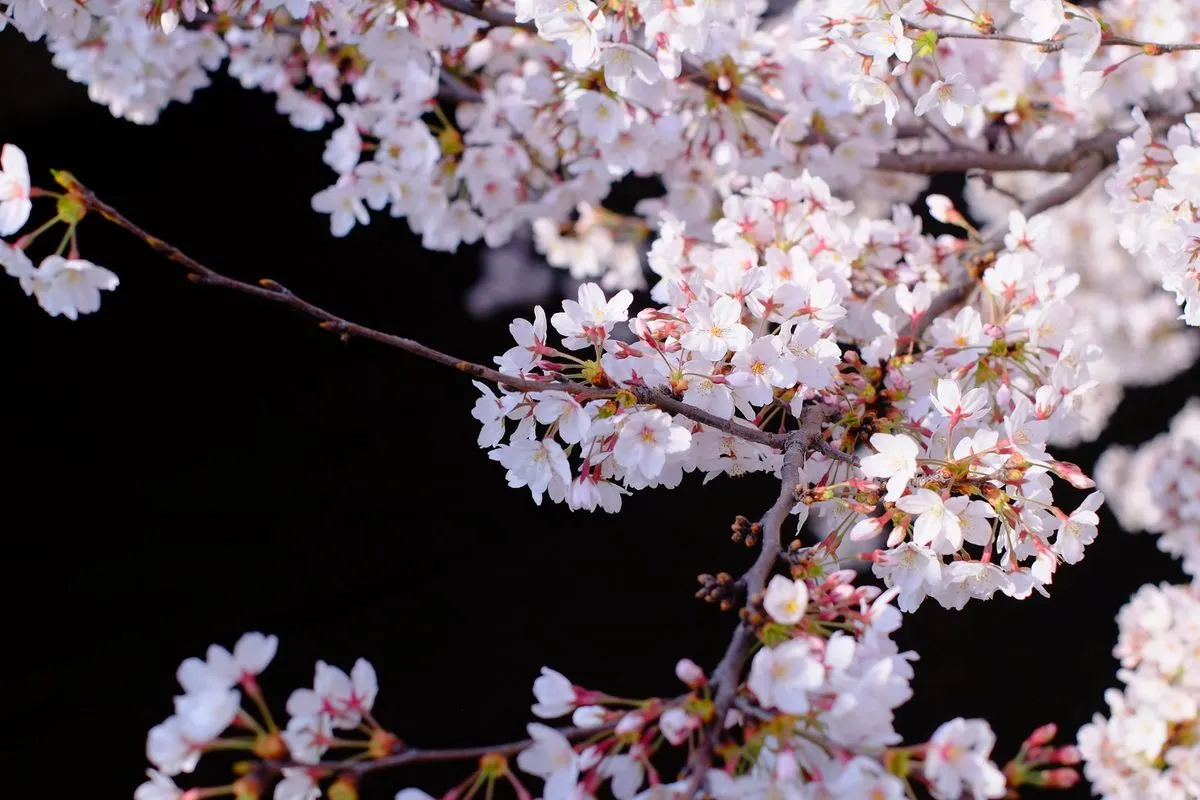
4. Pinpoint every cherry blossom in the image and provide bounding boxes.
[13,1,1200,797]
[925,717,1008,799]
[913,72,978,127]
[25,256,119,320]
[763,574,809,625]
[0,144,32,236]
